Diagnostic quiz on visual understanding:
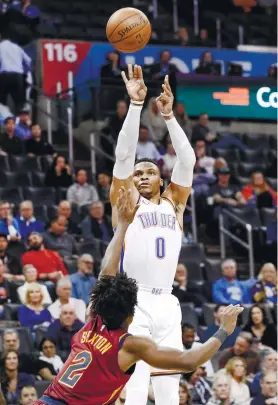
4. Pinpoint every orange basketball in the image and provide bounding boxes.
[106,7,152,53]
